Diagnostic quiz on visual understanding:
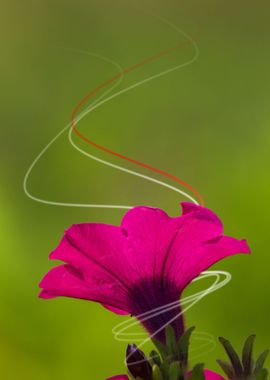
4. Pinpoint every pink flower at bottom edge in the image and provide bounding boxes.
[107,369,225,380]
[39,202,250,342]
[199,369,225,380]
